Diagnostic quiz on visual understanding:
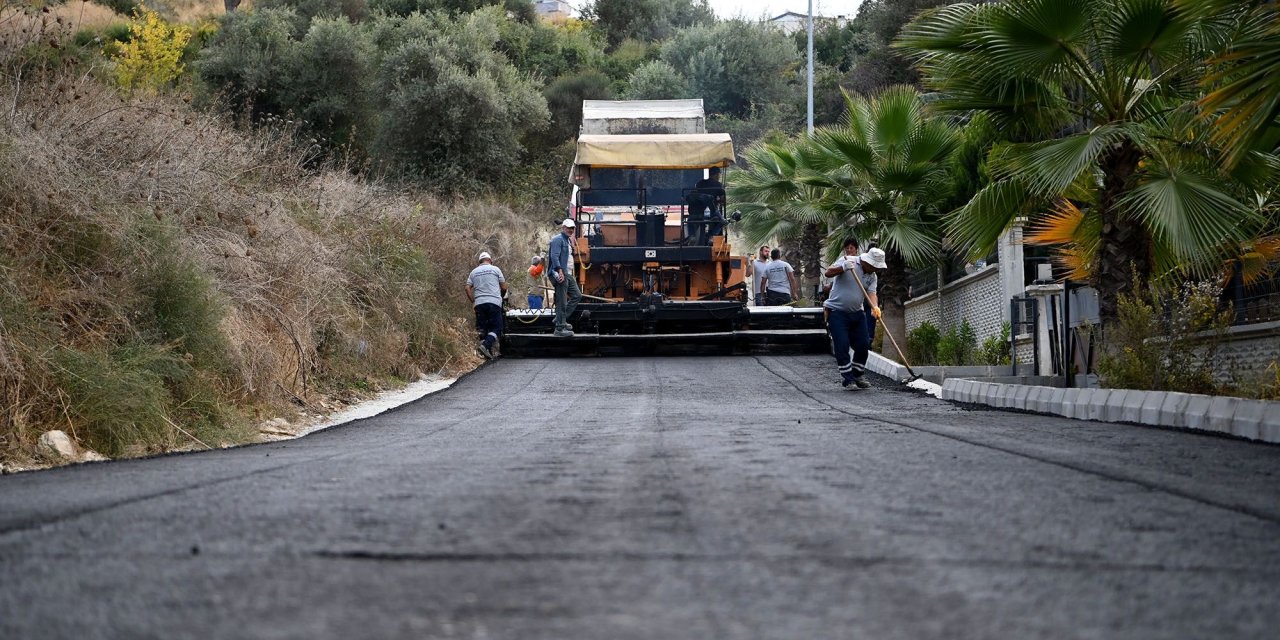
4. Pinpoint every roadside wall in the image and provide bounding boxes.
[905,265,1003,341]
[1214,320,1280,386]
